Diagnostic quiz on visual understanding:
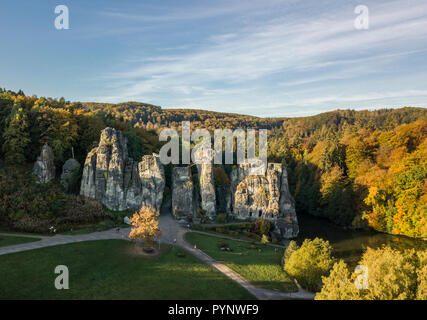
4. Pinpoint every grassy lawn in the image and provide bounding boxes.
[0,240,255,300]
[185,232,297,293]
[0,235,41,247]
